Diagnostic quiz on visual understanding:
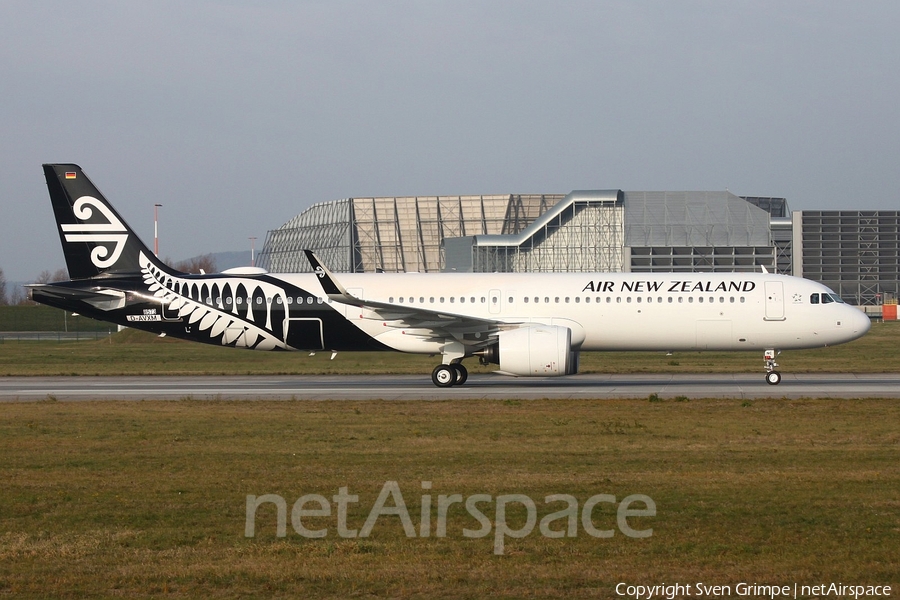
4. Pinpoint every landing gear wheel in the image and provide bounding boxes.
[763,349,781,386]
[432,364,456,388]
[452,363,468,386]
